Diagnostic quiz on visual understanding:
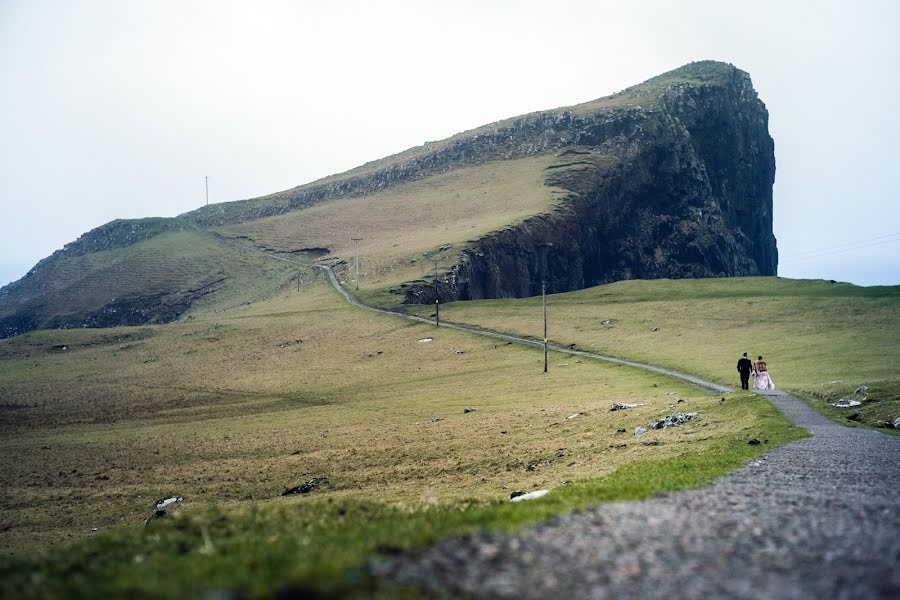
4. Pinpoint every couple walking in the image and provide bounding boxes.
[736,352,775,391]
